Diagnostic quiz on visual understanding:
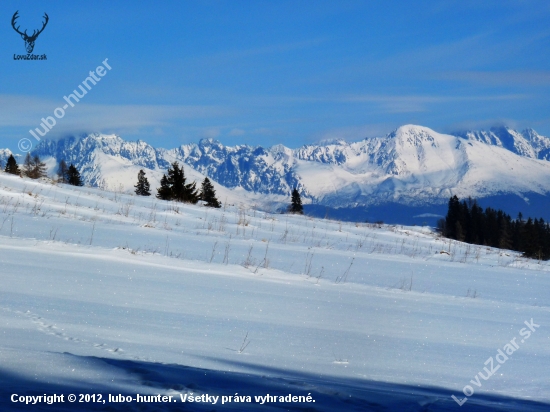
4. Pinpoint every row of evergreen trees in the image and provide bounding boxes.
[3,153,46,178]
[140,162,305,213]
[3,154,83,186]
[440,195,550,260]
[135,162,221,208]
[4,154,304,214]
